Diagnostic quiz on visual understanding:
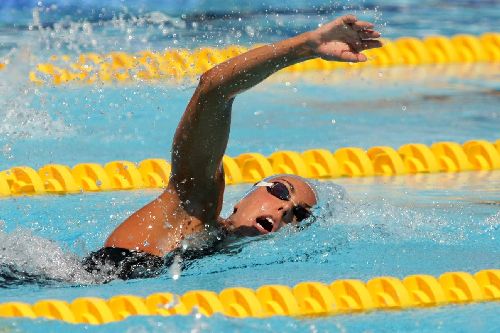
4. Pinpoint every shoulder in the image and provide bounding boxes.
[166,171,225,222]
